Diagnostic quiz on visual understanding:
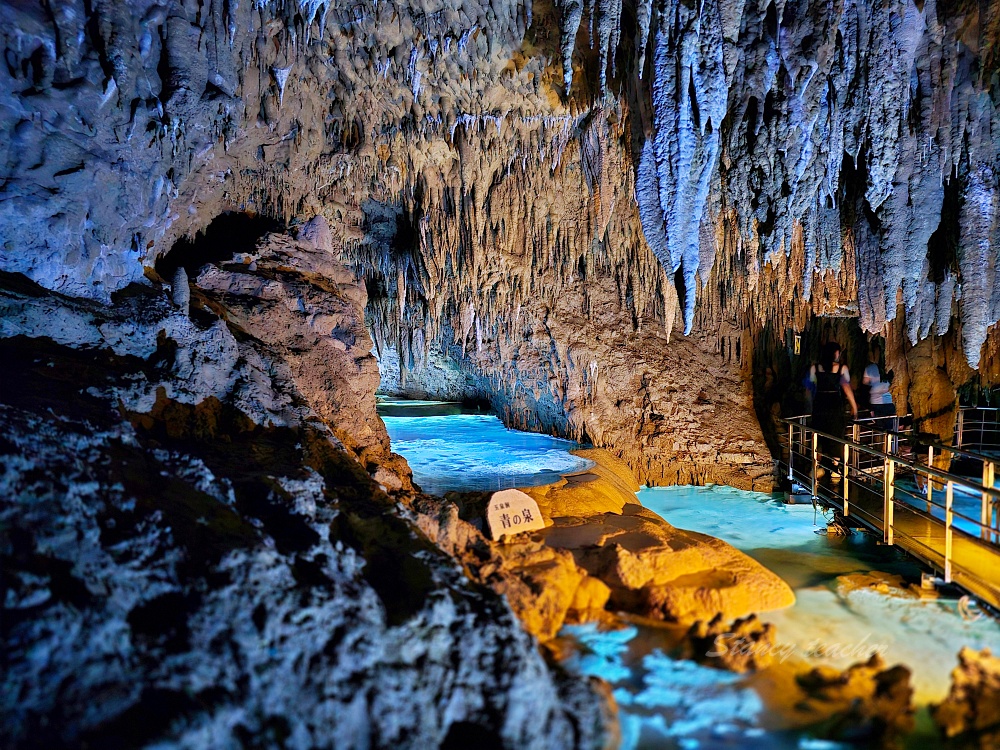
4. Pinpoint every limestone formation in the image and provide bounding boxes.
[795,655,916,746]
[6,2,1000,745]
[170,266,190,313]
[0,241,611,748]
[536,454,795,624]
[932,647,1000,740]
[683,613,778,673]
[411,449,793,640]
[192,222,412,487]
